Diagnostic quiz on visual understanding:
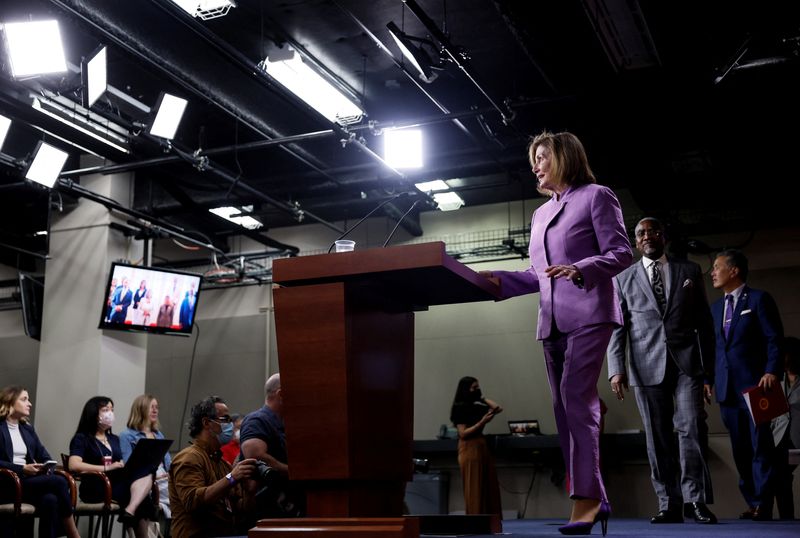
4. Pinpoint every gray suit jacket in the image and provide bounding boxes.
[608,257,715,386]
